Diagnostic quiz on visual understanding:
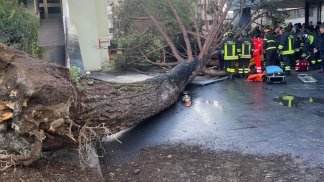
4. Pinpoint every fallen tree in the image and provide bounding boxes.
[0,44,203,168]
[0,0,264,168]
